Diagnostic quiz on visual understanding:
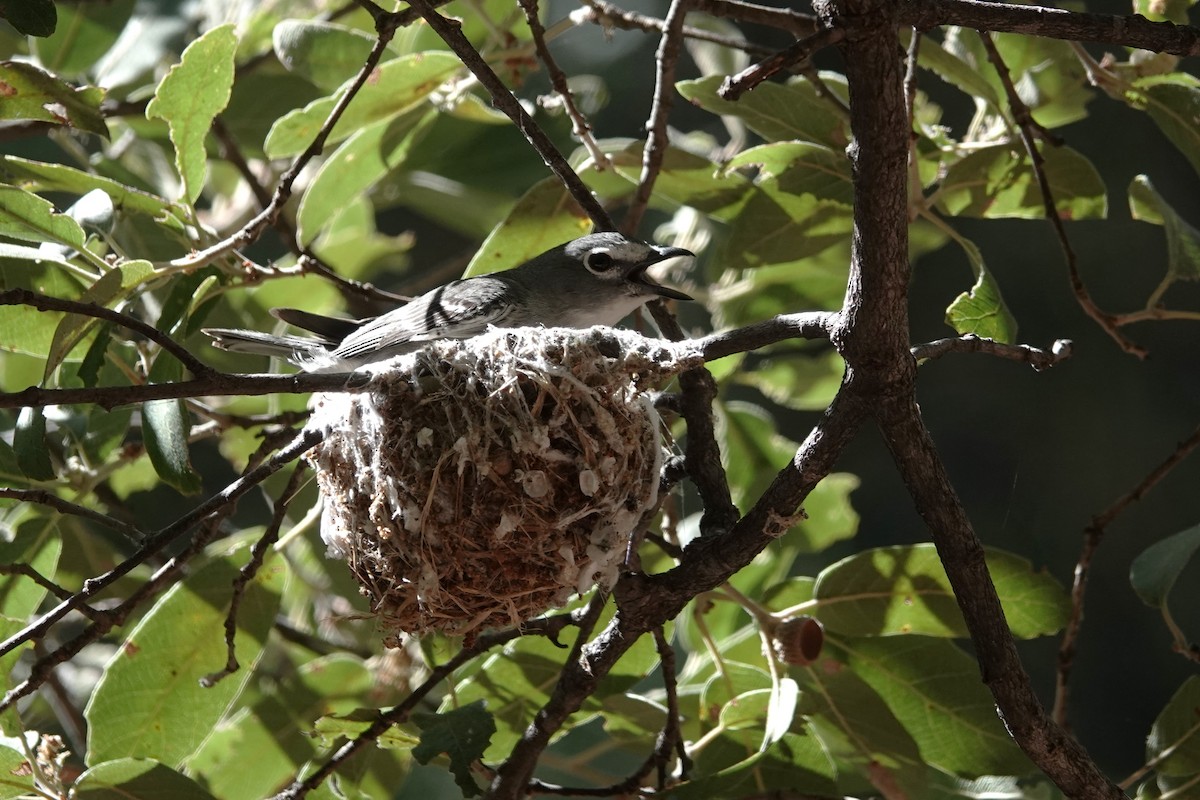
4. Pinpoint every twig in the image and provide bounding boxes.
[0,488,144,544]
[519,0,611,169]
[899,0,1200,56]
[169,13,404,271]
[976,30,1147,358]
[718,26,844,101]
[692,0,817,36]
[0,564,77,604]
[0,428,322,668]
[271,605,592,799]
[273,618,373,659]
[3,510,231,713]
[910,334,1073,371]
[1053,423,1200,728]
[578,0,775,58]
[201,461,310,687]
[1,288,215,377]
[406,0,614,231]
[622,0,692,234]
